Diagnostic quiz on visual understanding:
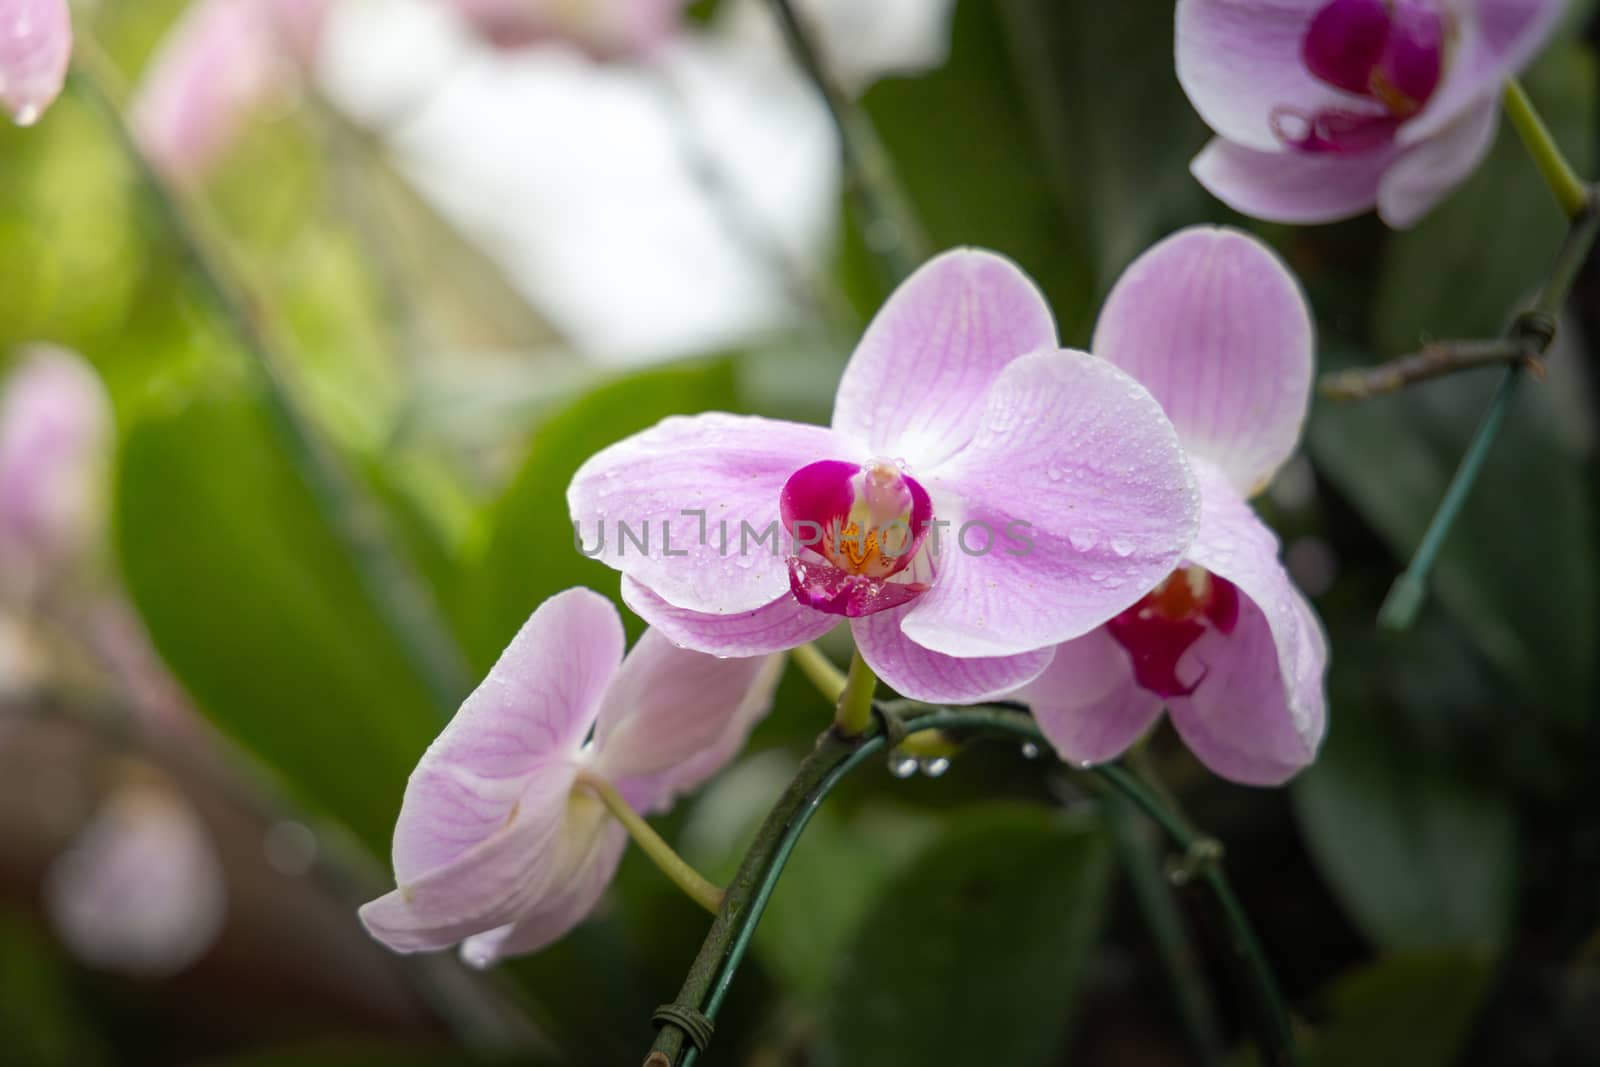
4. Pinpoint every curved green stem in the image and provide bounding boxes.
[1504,79,1590,219]
[1380,203,1600,629]
[789,644,846,702]
[578,773,723,915]
[647,706,1296,1067]
[832,650,877,737]
[67,45,473,715]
